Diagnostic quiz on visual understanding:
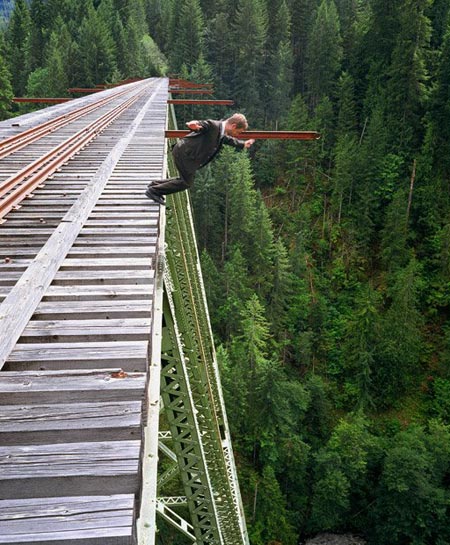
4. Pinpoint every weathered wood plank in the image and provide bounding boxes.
[0,494,135,545]
[52,270,154,285]
[5,341,148,372]
[0,401,142,445]
[0,369,146,405]
[33,300,152,319]
[0,440,141,499]
[59,258,153,269]
[20,317,152,342]
[43,284,153,301]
